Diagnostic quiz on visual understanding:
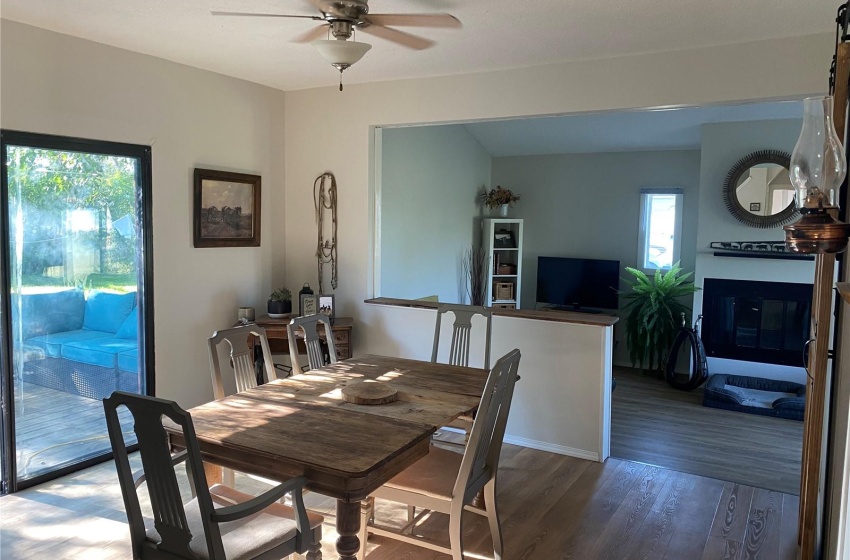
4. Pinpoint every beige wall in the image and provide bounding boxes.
[282,34,831,346]
[0,20,287,408]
